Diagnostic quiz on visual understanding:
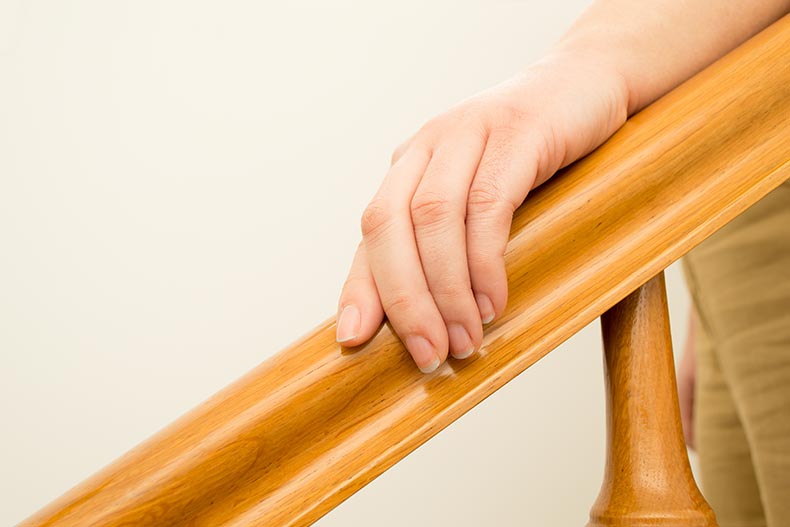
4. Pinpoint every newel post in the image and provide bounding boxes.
[588,271,717,526]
